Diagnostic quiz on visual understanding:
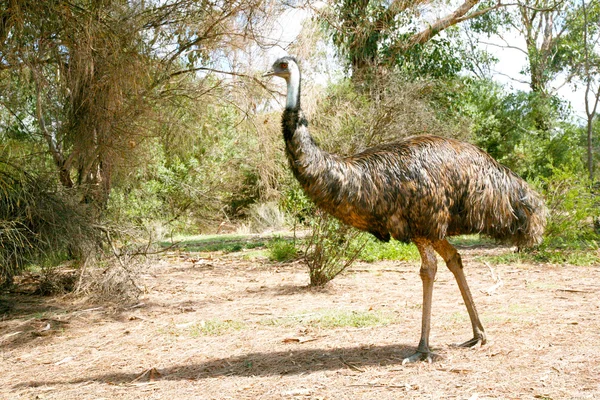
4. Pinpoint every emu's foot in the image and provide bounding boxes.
[454,335,486,348]
[402,350,433,365]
